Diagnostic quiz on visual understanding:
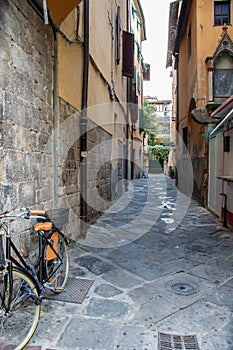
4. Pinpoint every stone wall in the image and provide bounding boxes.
[86,120,112,224]
[0,0,54,209]
[0,0,54,252]
[0,0,116,252]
